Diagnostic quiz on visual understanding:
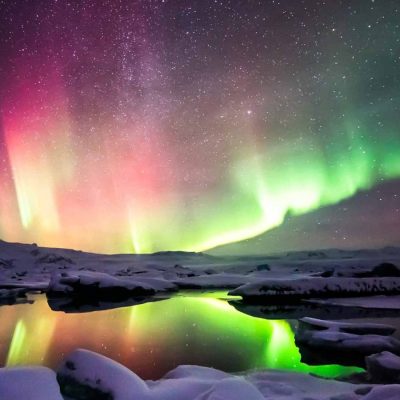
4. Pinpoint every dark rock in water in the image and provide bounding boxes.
[58,374,113,400]
[366,351,400,383]
[256,264,270,271]
[319,269,334,277]
[355,263,400,278]
[0,288,30,306]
